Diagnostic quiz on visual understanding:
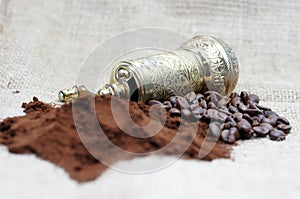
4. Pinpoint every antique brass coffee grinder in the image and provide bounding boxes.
[58,36,239,102]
